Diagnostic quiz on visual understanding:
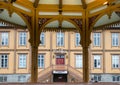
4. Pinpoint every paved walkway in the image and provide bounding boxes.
[0,83,120,85]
